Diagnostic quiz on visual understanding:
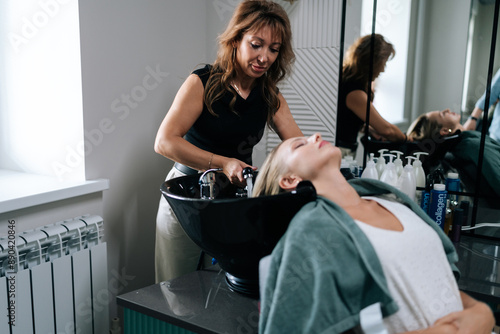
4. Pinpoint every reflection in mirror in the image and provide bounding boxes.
[340,0,500,228]
[457,0,500,228]
[343,0,471,131]
[462,0,500,115]
[359,0,411,125]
